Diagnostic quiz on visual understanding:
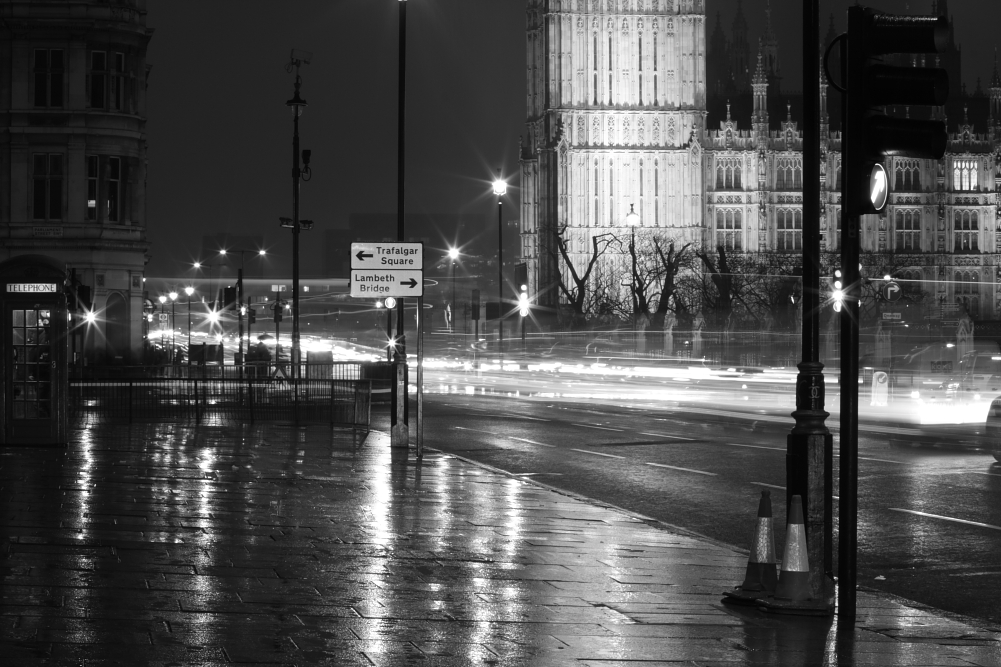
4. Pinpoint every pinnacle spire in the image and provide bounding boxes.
[992,49,1001,89]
